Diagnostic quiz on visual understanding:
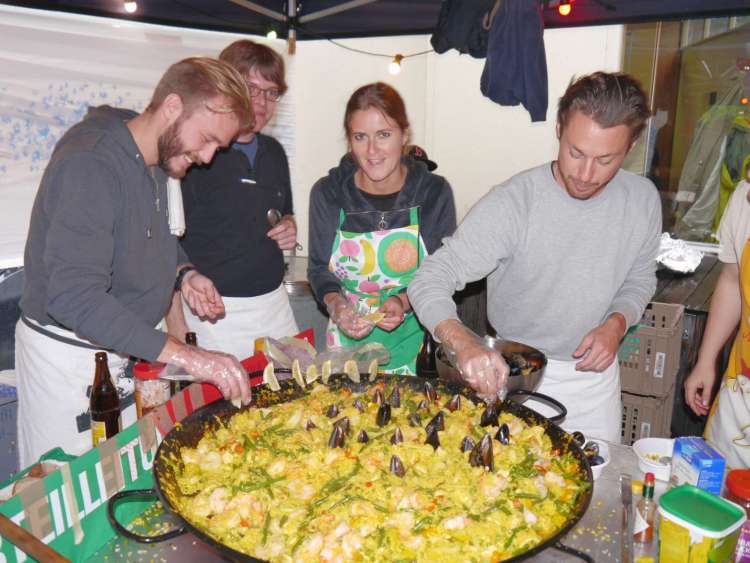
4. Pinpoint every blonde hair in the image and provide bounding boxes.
[147,57,252,125]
